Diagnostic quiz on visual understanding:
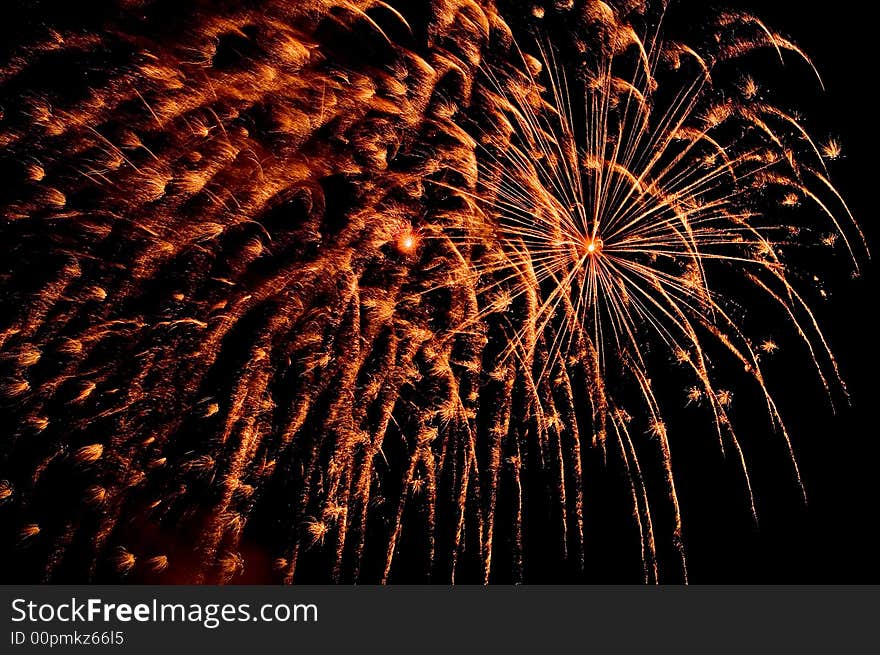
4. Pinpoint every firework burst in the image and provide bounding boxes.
[435,7,867,579]
[0,0,865,583]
